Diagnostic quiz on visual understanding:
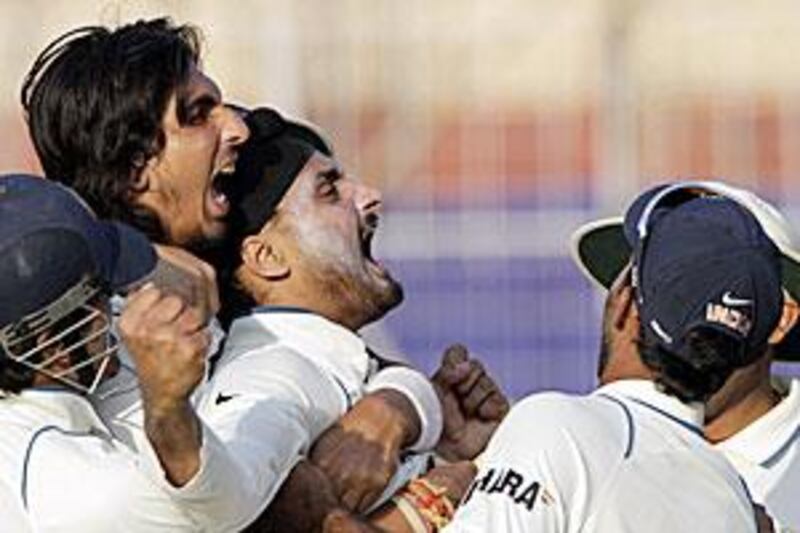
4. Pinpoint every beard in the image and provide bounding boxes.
[289,215,405,328]
[307,259,404,329]
[183,226,229,257]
